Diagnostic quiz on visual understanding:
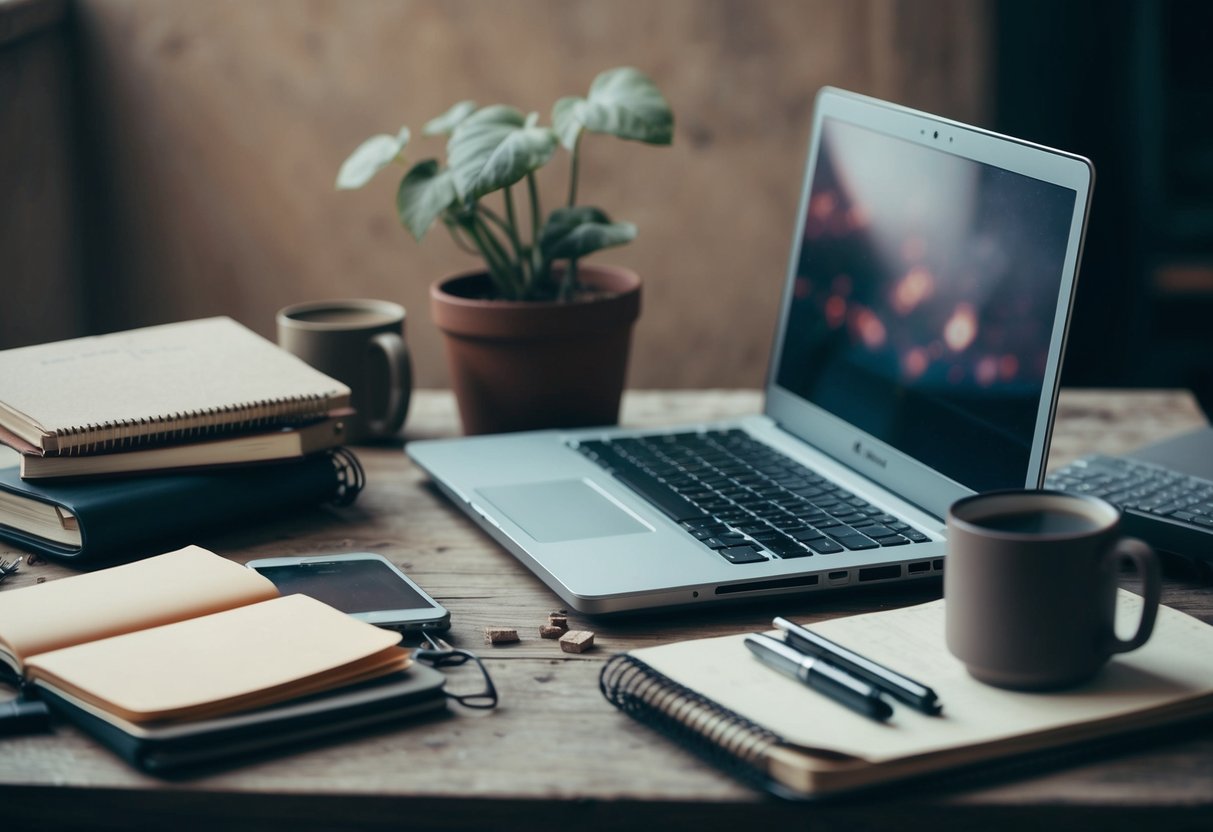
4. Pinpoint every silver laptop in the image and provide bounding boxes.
[409,88,1094,614]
